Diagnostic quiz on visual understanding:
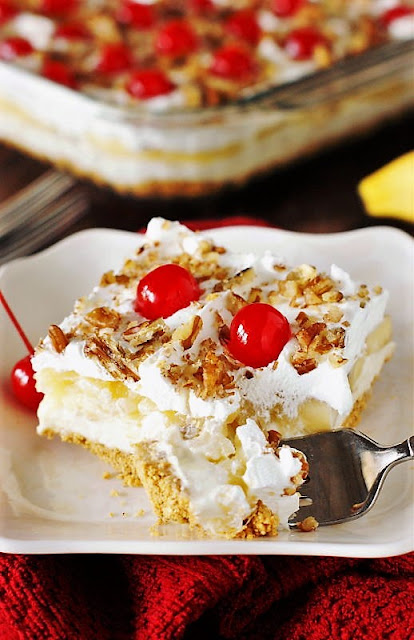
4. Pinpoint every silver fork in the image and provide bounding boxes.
[282,429,414,527]
[0,170,88,265]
